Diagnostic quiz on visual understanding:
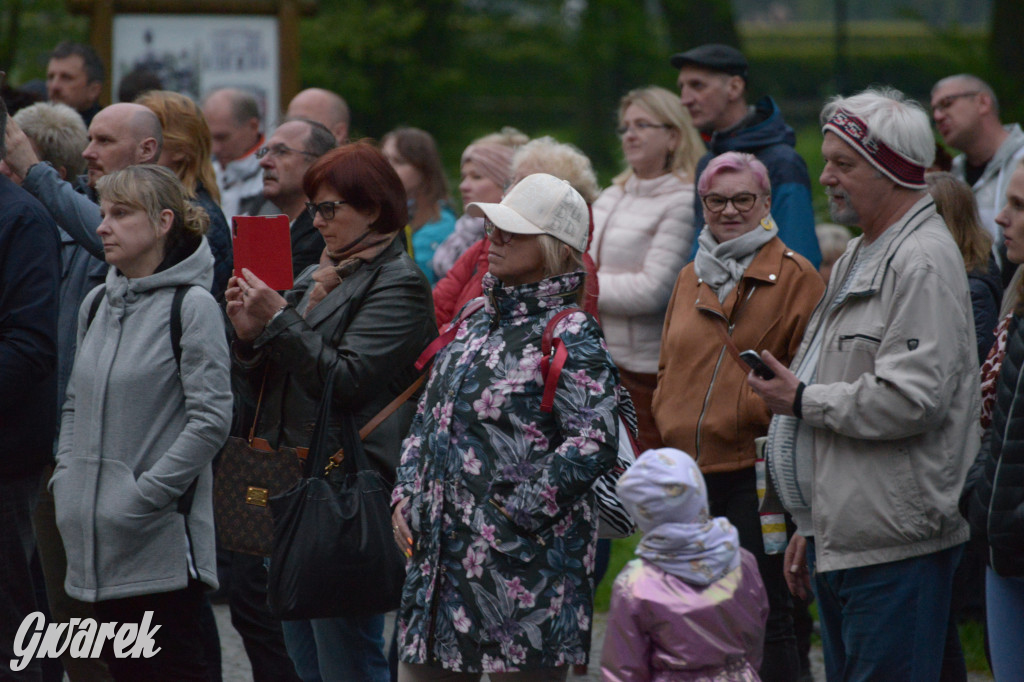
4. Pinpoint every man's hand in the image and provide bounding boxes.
[784,533,812,600]
[747,350,802,416]
[3,118,42,179]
